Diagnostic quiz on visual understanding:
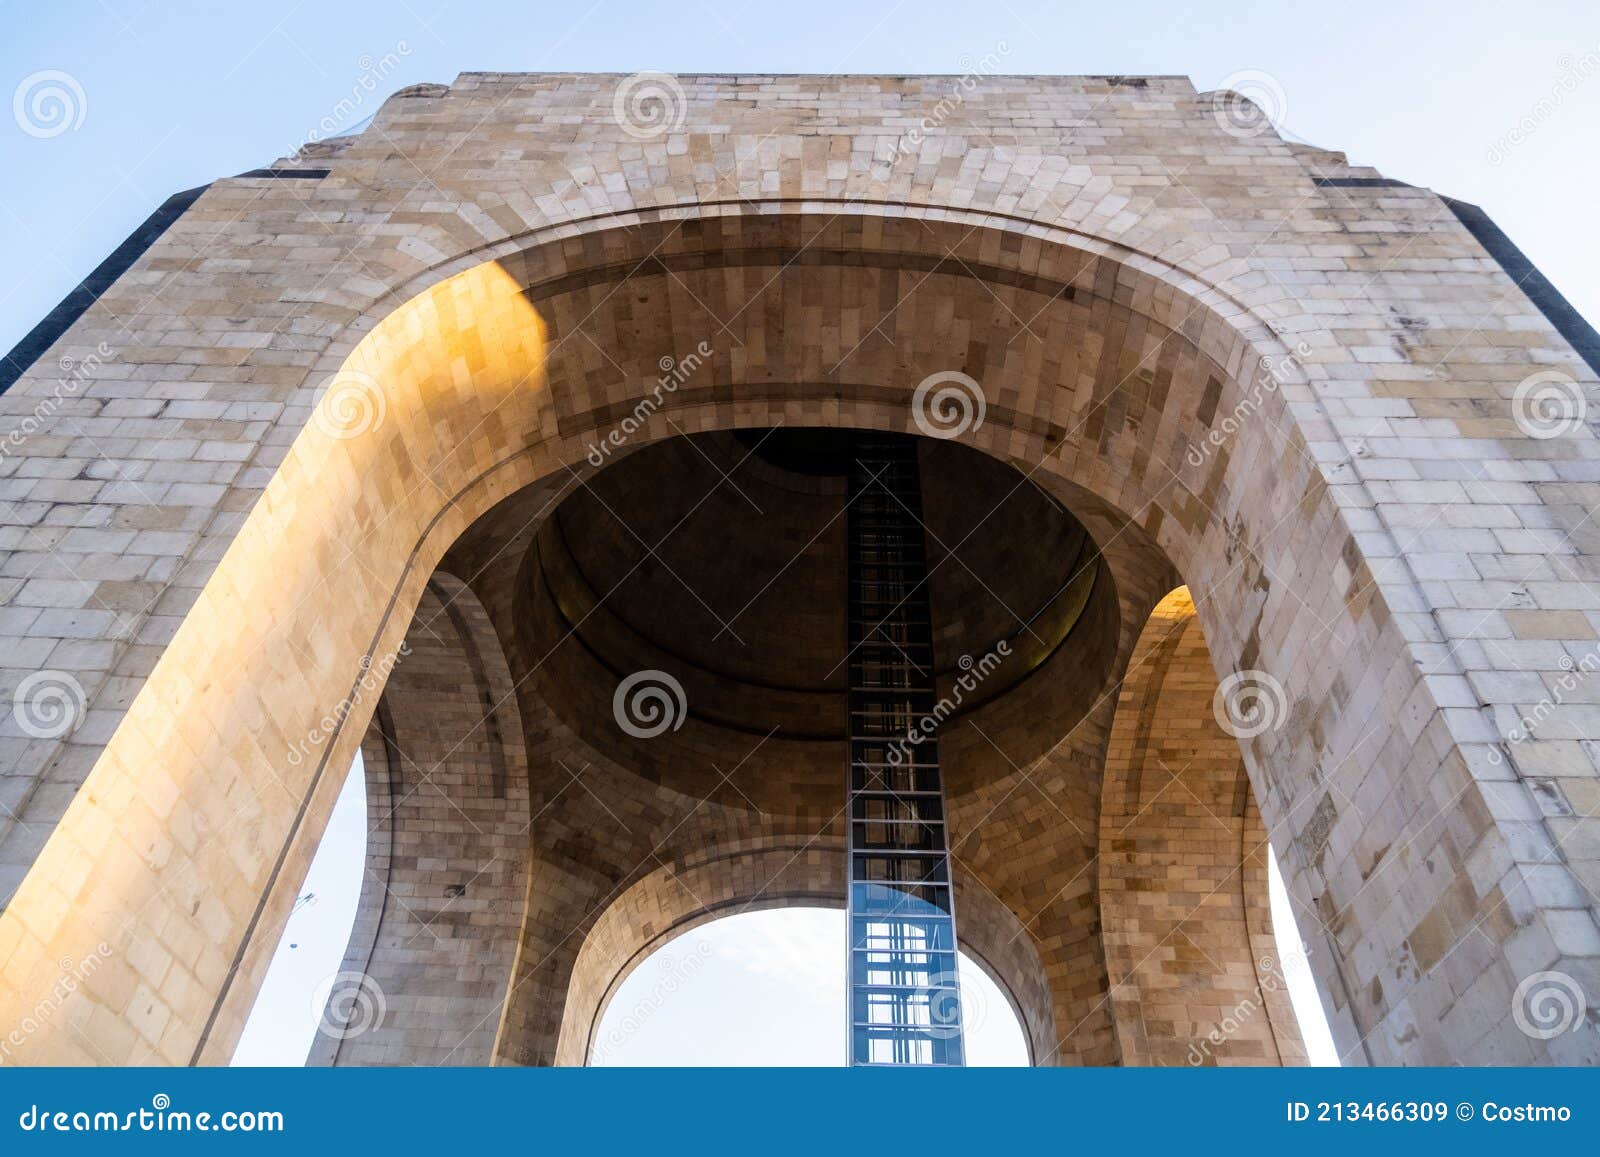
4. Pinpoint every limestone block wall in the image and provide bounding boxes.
[301,577,529,1066]
[302,709,394,1066]
[941,529,1179,1066]
[1100,589,1306,1066]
